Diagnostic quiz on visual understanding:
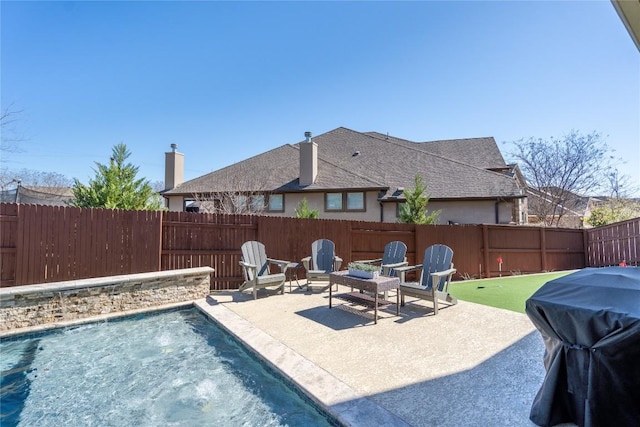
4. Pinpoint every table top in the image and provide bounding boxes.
[330,270,400,291]
[285,262,302,269]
